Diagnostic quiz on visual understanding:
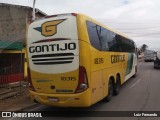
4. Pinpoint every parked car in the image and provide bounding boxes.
[144,50,154,62]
